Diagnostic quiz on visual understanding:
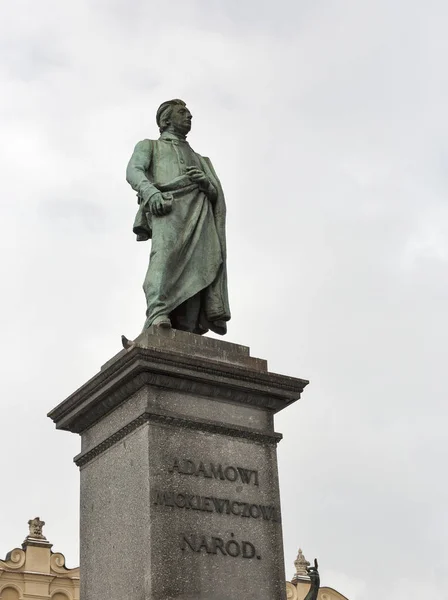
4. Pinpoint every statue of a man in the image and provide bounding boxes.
[126,99,231,335]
